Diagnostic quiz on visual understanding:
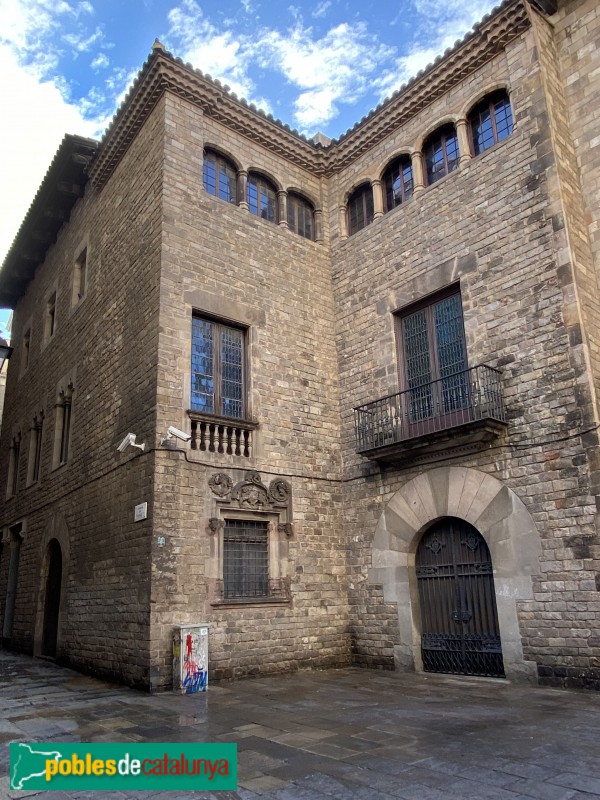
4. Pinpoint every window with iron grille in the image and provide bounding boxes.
[424,125,459,185]
[223,519,269,598]
[203,150,237,204]
[287,193,314,240]
[383,156,414,211]
[191,316,246,420]
[247,173,278,223]
[469,91,514,156]
[347,183,374,236]
[396,288,468,421]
